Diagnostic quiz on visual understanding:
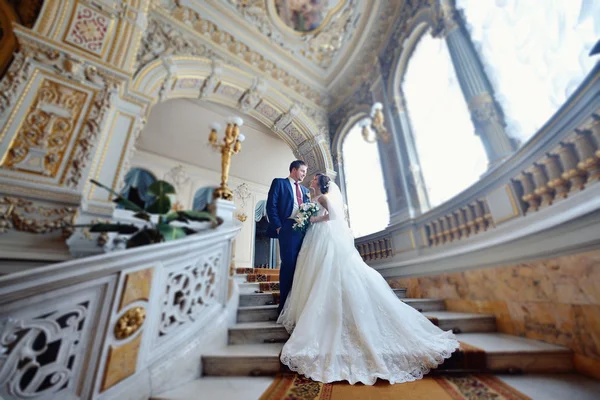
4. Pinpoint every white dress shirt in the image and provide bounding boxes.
[288,177,301,219]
